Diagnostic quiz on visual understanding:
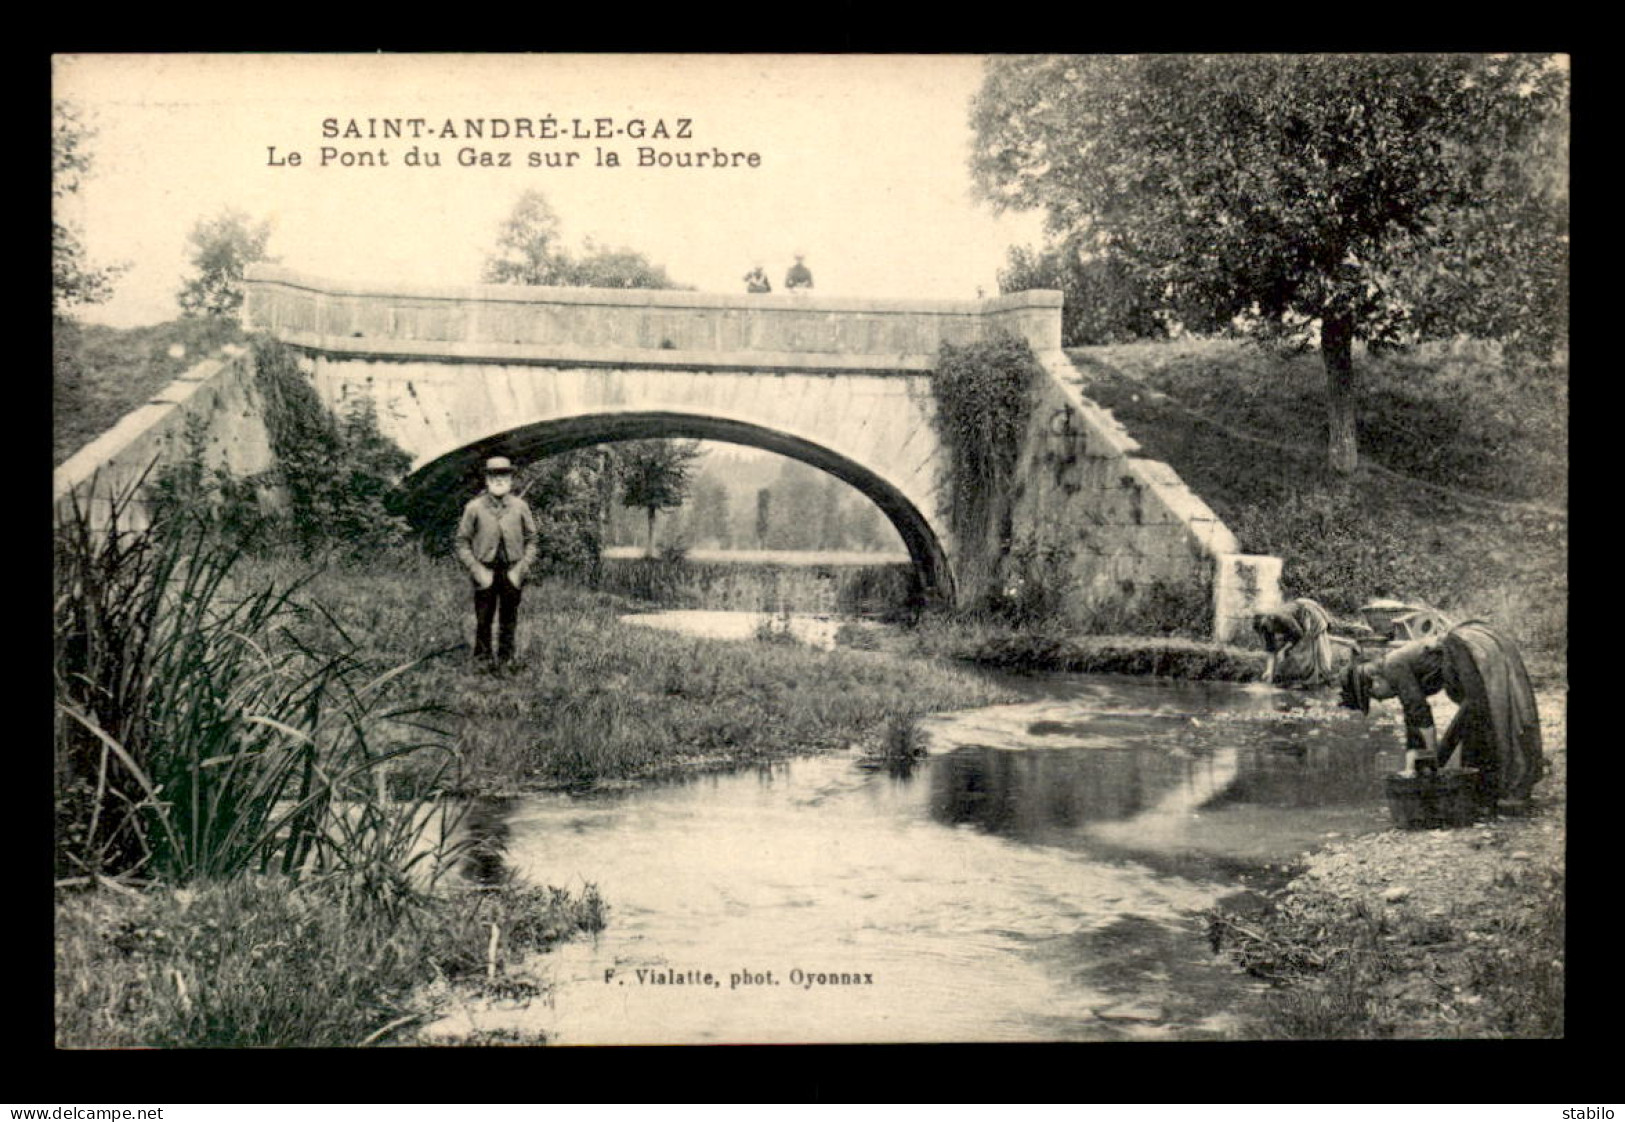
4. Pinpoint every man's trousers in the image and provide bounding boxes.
[473,565,522,663]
